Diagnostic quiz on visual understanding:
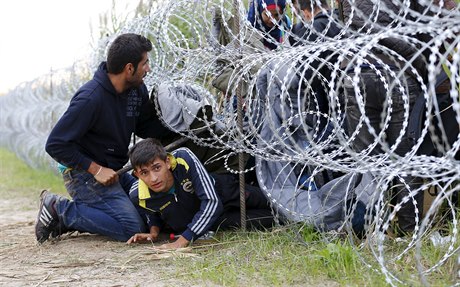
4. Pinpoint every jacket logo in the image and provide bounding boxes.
[182,180,194,193]
[159,201,171,211]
